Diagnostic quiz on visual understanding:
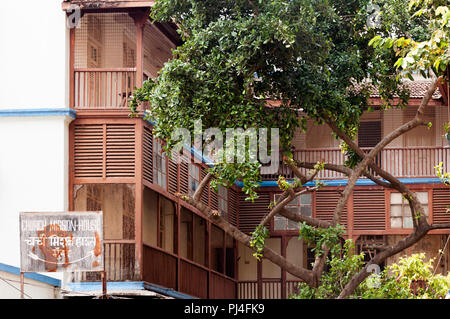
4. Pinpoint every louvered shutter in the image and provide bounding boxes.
[353,189,385,231]
[238,192,270,234]
[74,124,104,178]
[168,152,179,194]
[315,190,347,228]
[73,123,135,179]
[433,189,450,224]
[105,124,135,178]
[143,126,153,184]
[228,188,238,227]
